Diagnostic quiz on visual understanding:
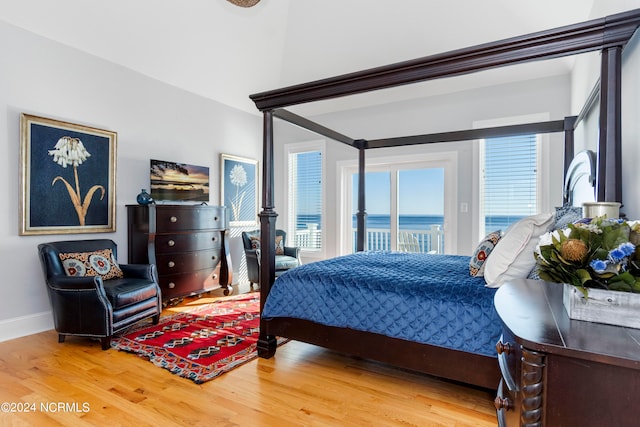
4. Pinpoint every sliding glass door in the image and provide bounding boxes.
[351,167,445,254]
